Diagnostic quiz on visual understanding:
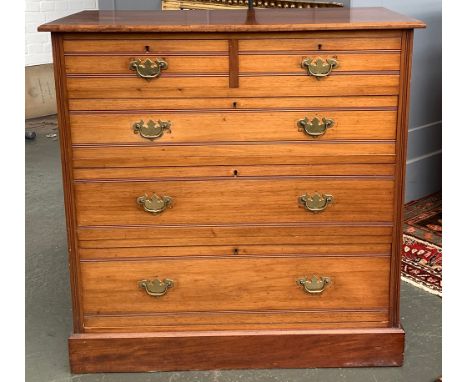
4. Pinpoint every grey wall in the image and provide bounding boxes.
[352,0,442,201]
[99,0,441,202]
